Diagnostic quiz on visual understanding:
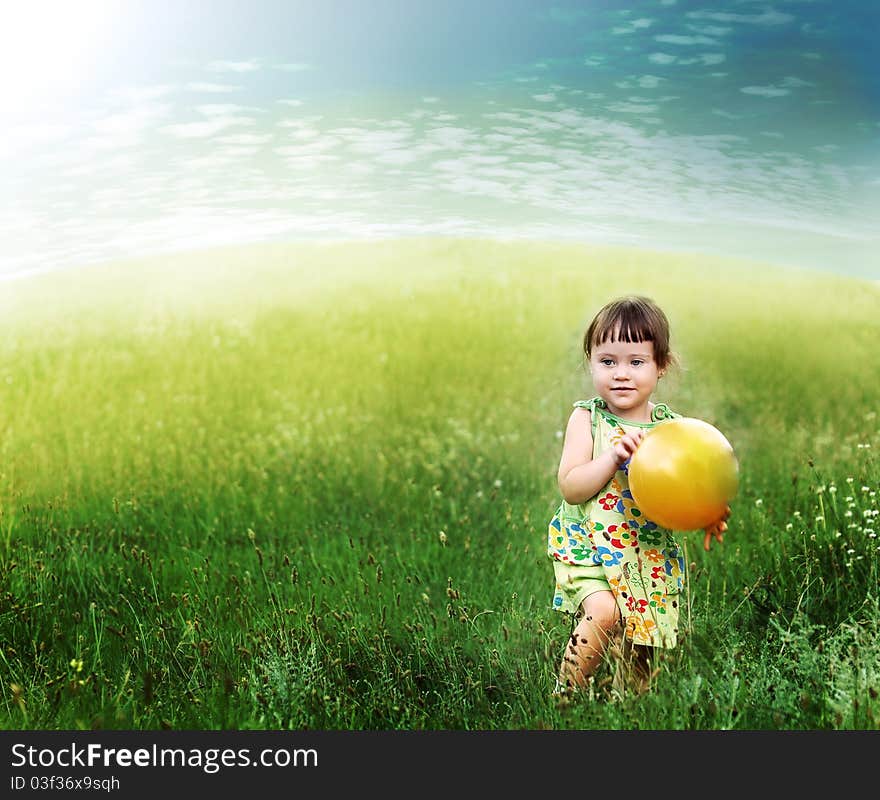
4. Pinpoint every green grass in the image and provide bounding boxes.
[1,238,878,729]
